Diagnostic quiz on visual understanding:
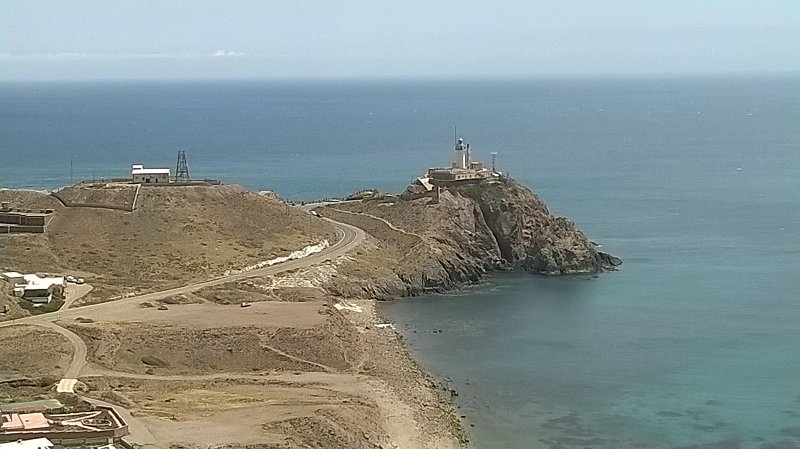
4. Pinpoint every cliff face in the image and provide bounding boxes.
[322,177,620,299]
[456,179,621,275]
